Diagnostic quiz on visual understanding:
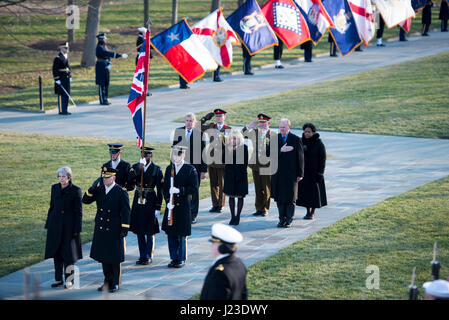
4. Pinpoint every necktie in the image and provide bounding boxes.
[186,129,191,141]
